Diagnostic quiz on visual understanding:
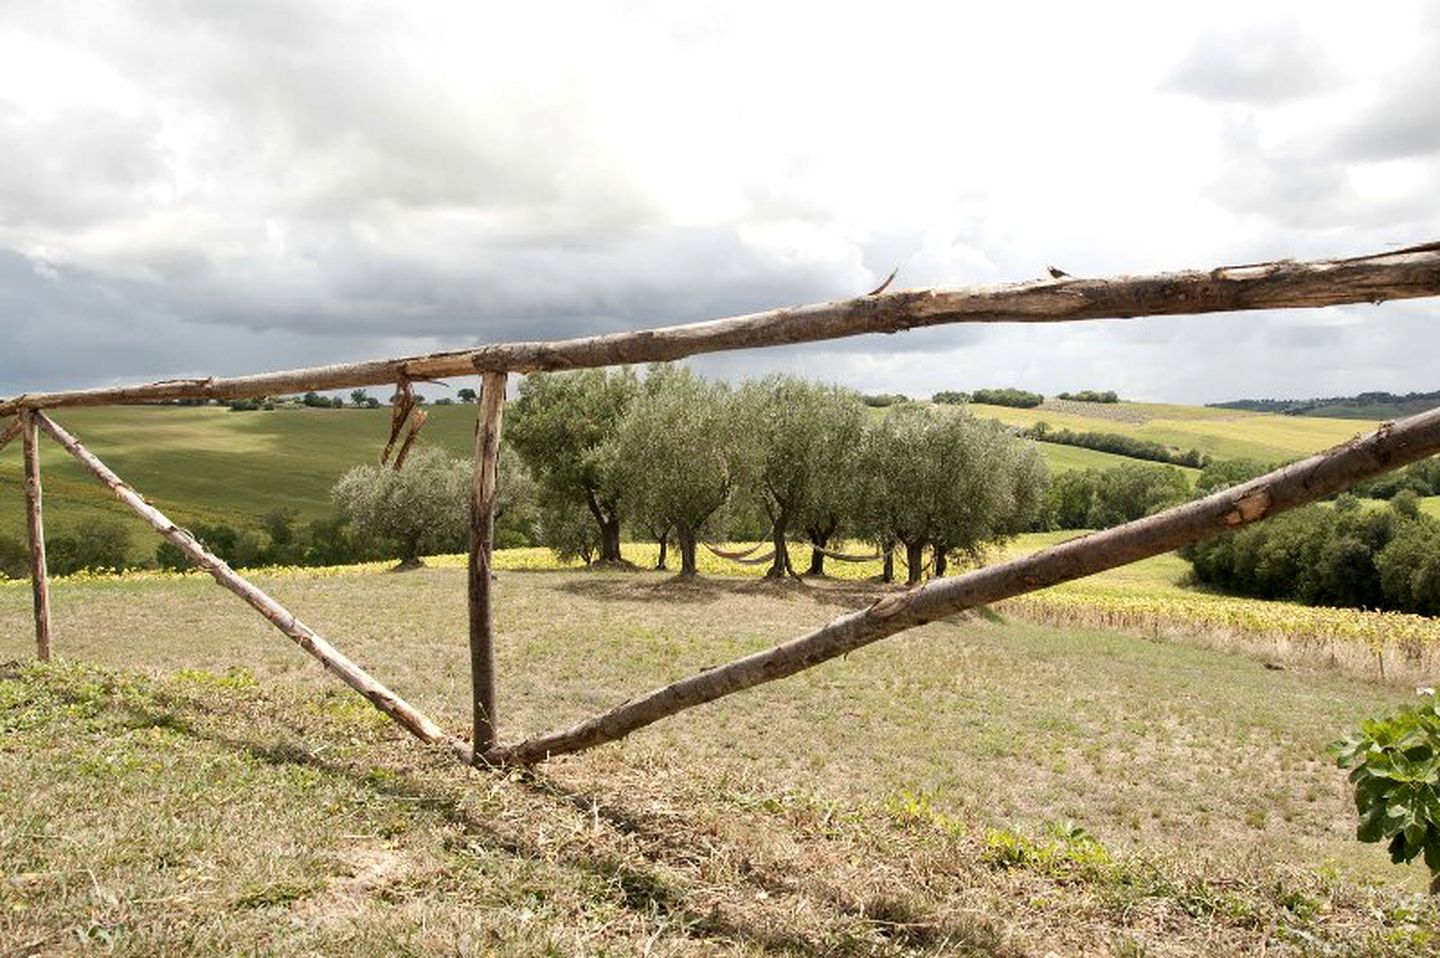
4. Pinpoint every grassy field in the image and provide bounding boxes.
[2,563,1439,954]
[0,404,482,547]
[1029,440,1200,479]
[969,400,1380,464]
